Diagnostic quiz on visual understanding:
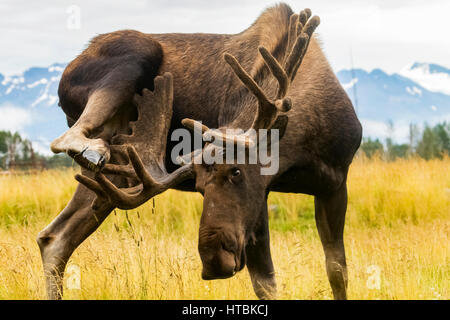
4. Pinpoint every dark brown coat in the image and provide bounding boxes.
[39,3,362,300]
